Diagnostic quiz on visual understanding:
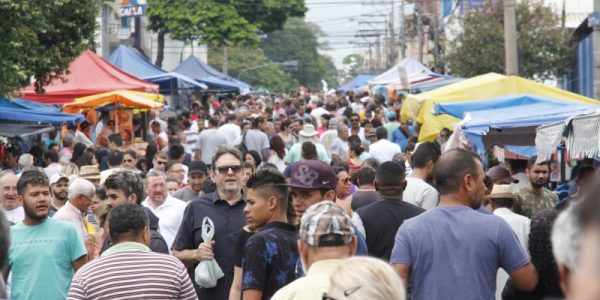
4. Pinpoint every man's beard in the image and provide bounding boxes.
[54,192,68,202]
[530,179,546,189]
[23,203,47,221]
